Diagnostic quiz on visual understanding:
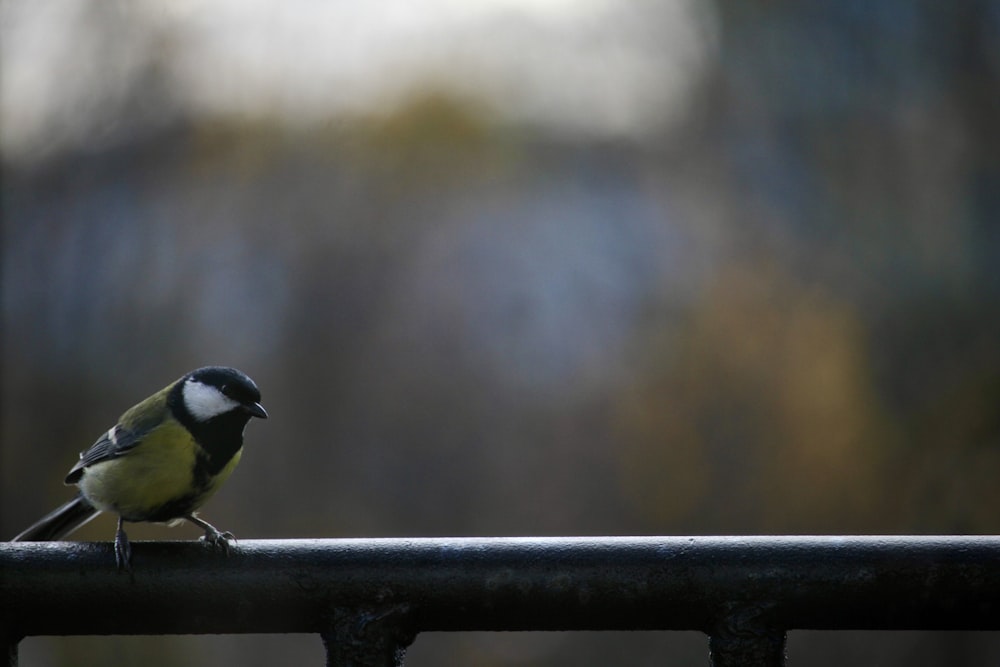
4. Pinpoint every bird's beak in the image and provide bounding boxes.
[245,402,268,419]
